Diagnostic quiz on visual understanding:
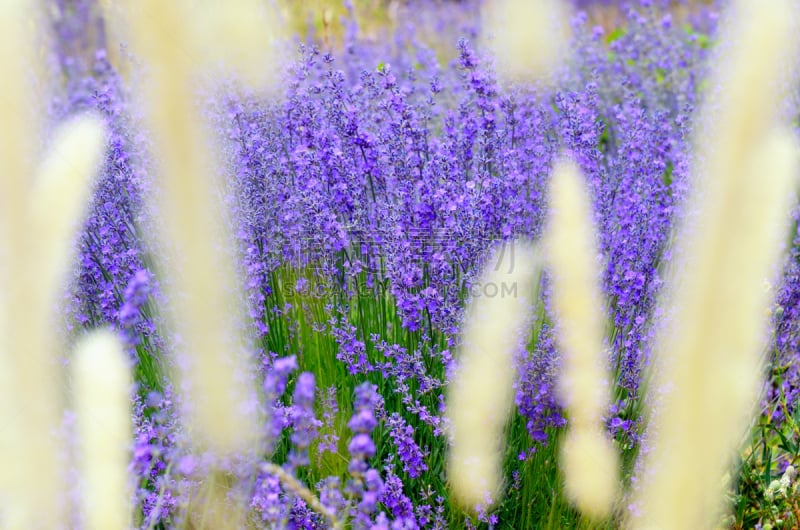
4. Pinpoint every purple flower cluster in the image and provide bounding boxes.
[768,209,800,425]
[386,413,427,479]
[289,373,321,469]
[59,50,152,328]
[317,385,341,462]
[216,3,712,454]
[131,389,186,527]
[46,0,800,526]
[264,355,300,451]
[345,382,383,528]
